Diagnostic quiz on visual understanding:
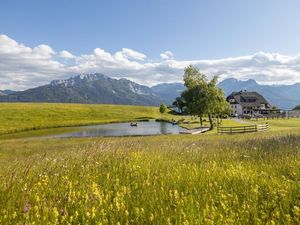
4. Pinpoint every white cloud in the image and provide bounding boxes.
[59,50,75,59]
[160,51,174,60]
[33,44,55,59]
[120,48,146,61]
[93,48,114,61]
[1,34,300,90]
